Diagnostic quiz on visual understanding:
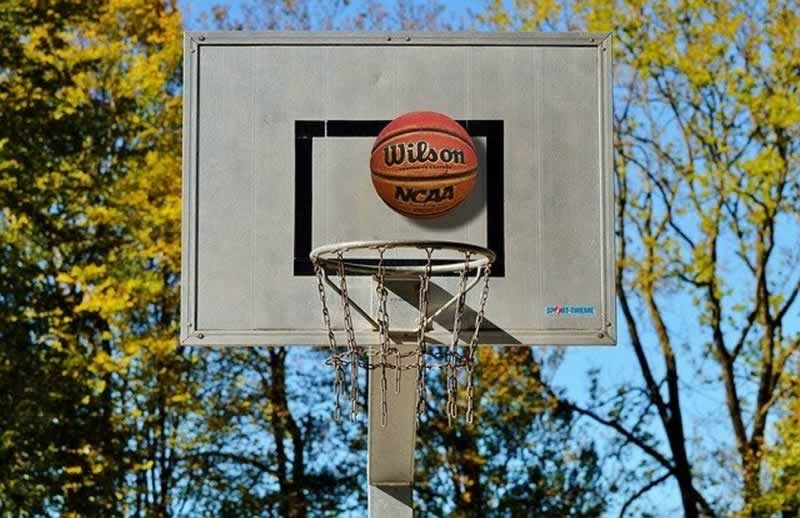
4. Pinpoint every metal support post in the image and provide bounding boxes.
[367,344,417,517]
